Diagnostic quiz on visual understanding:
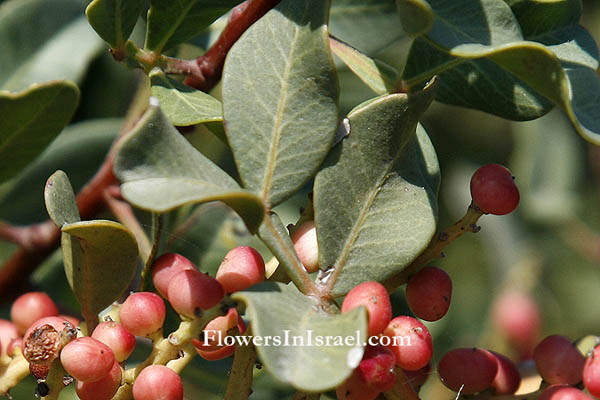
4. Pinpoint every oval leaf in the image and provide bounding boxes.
[145,0,242,52]
[149,69,222,126]
[62,220,138,325]
[314,79,440,297]
[85,0,146,48]
[0,81,80,183]
[44,170,80,227]
[113,100,264,233]
[0,0,103,91]
[232,282,367,391]
[222,0,338,206]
